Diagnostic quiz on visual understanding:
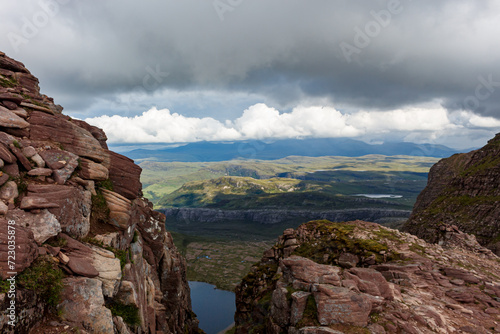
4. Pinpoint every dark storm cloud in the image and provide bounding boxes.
[1,0,500,118]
